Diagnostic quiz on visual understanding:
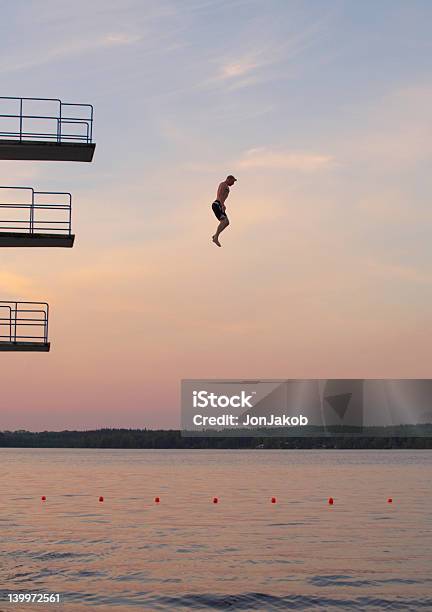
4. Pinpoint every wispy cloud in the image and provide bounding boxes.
[236,147,335,171]
[103,33,142,46]
[220,58,260,79]
[0,32,141,75]
[207,10,333,91]
[219,57,260,80]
